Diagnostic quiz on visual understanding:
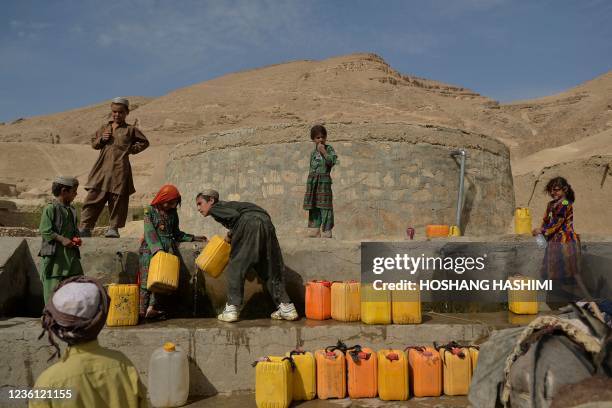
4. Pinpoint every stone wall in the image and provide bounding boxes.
[167,122,514,240]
